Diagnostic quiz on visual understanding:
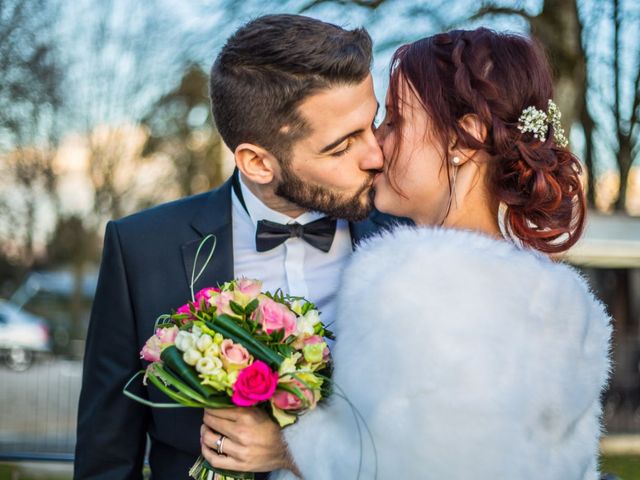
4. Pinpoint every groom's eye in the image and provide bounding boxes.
[330,137,354,157]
